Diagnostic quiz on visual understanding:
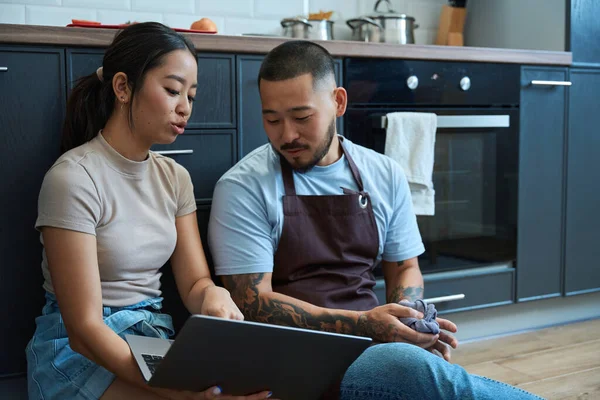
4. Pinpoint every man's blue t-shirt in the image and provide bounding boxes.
[208,137,425,276]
